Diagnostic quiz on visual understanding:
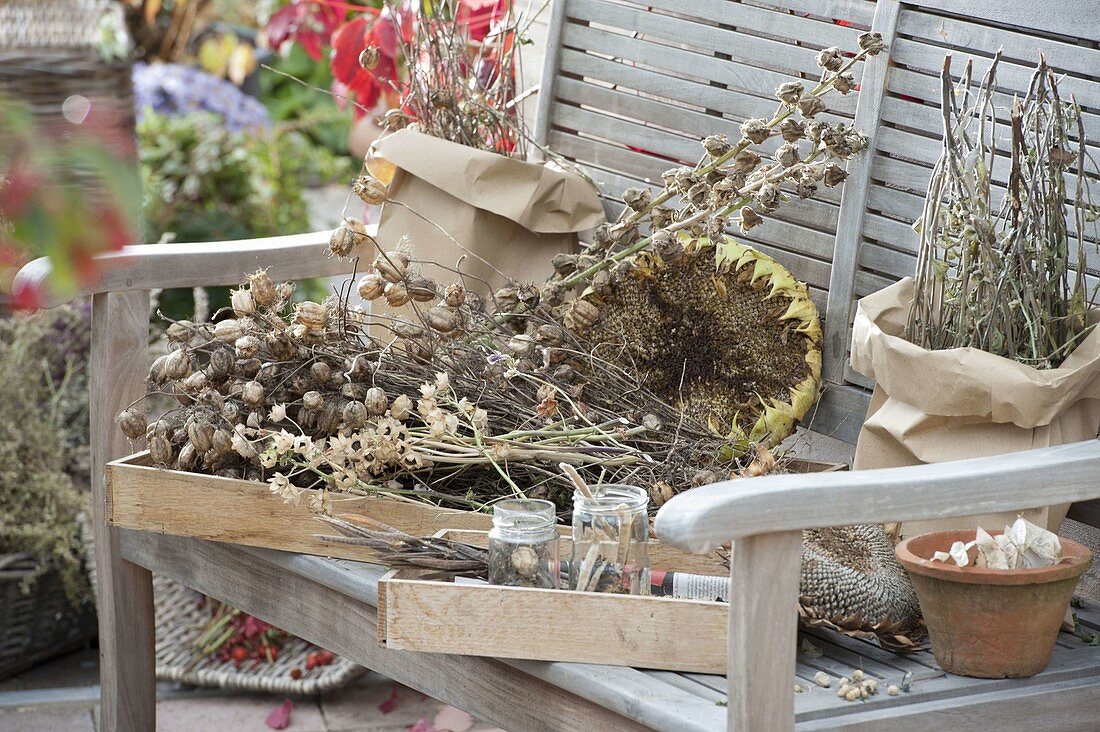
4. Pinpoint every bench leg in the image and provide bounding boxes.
[91,291,156,731]
[727,530,802,731]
